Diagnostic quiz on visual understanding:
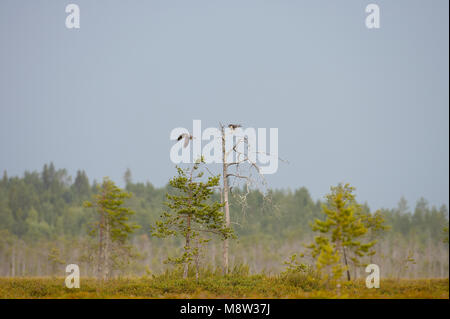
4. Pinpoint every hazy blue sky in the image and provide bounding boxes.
[0,0,448,210]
